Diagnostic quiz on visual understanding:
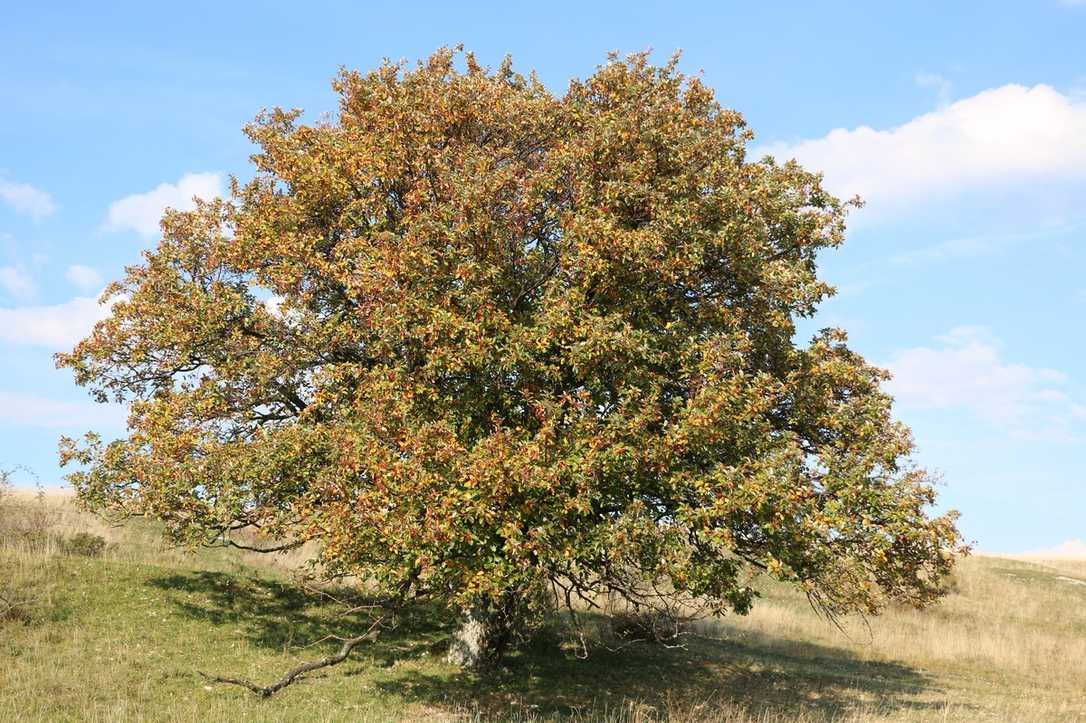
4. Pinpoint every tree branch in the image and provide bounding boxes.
[199,571,419,697]
[221,538,304,554]
[199,618,384,697]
